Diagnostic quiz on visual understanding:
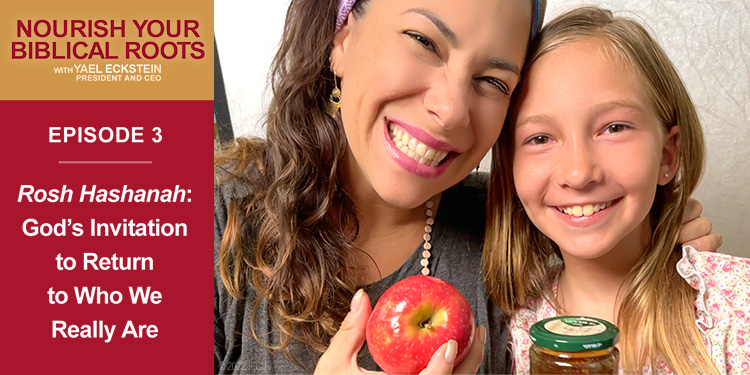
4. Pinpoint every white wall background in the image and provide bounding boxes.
[215,0,750,257]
